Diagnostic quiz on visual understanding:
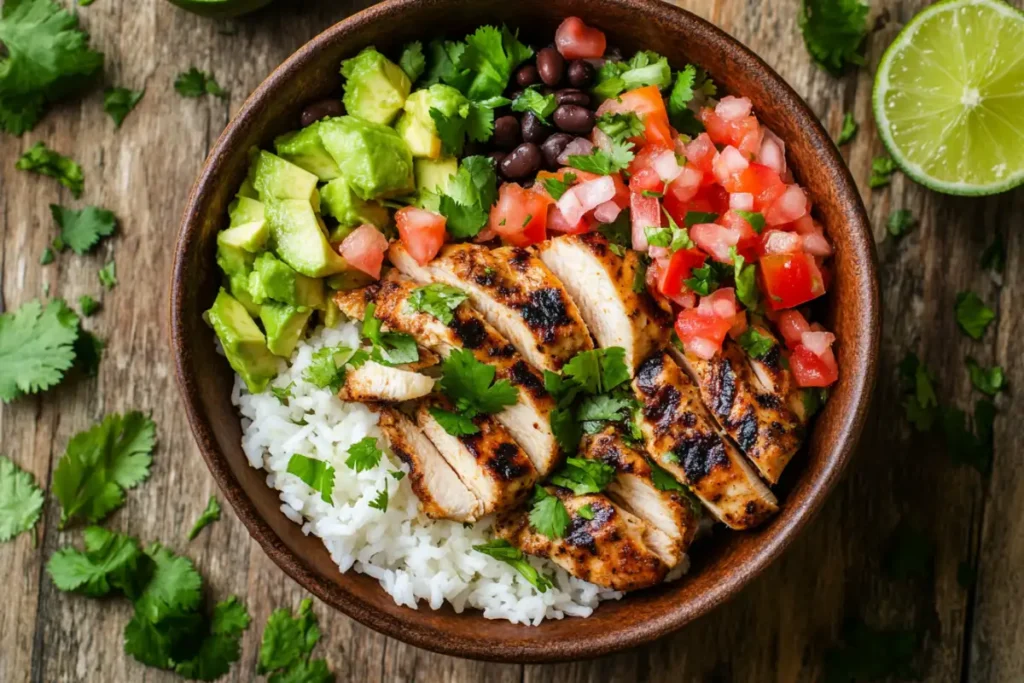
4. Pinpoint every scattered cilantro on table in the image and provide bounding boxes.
[50,204,117,254]
[869,156,897,188]
[836,112,858,145]
[528,486,571,539]
[103,86,144,127]
[79,294,100,317]
[52,411,156,527]
[74,329,104,377]
[898,353,938,432]
[955,291,995,340]
[258,598,334,683]
[47,526,147,596]
[398,41,426,82]
[286,454,336,503]
[407,283,468,325]
[473,538,552,593]
[0,0,105,135]
[511,86,557,124]
[175,67,227,99]
[886,209,915,239]
[16,142,85,197]
[0,455,45,543]
[549,457,616,495]
[344,436,383,472]
[0,298,80,403]
[187,495,221,541]
[965,356,1005,396]
[98,260,117,289]
[799,0,869,76]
